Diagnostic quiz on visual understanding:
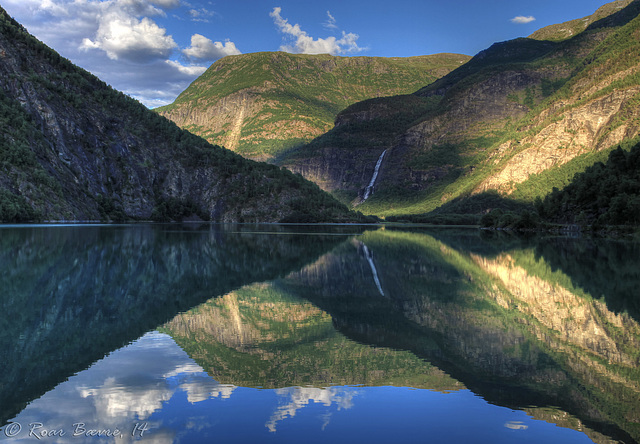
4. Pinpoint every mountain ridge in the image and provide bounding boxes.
[279,0,640,217]
[0,7,355,223]
[156,51,471,161]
